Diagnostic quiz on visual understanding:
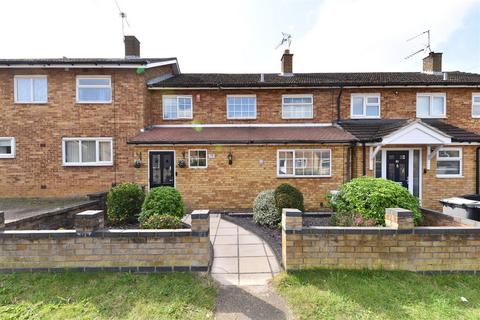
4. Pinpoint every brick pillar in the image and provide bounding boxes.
[75,210,104,234]
[385,208,414,229]
[0,211,4,230]
[281,208,303,270]
[191,210,210,236]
